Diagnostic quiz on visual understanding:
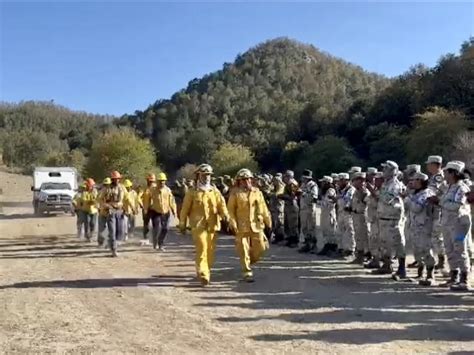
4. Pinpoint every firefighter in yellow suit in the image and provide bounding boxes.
[227,168,272,282]
[179,164,228,286]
